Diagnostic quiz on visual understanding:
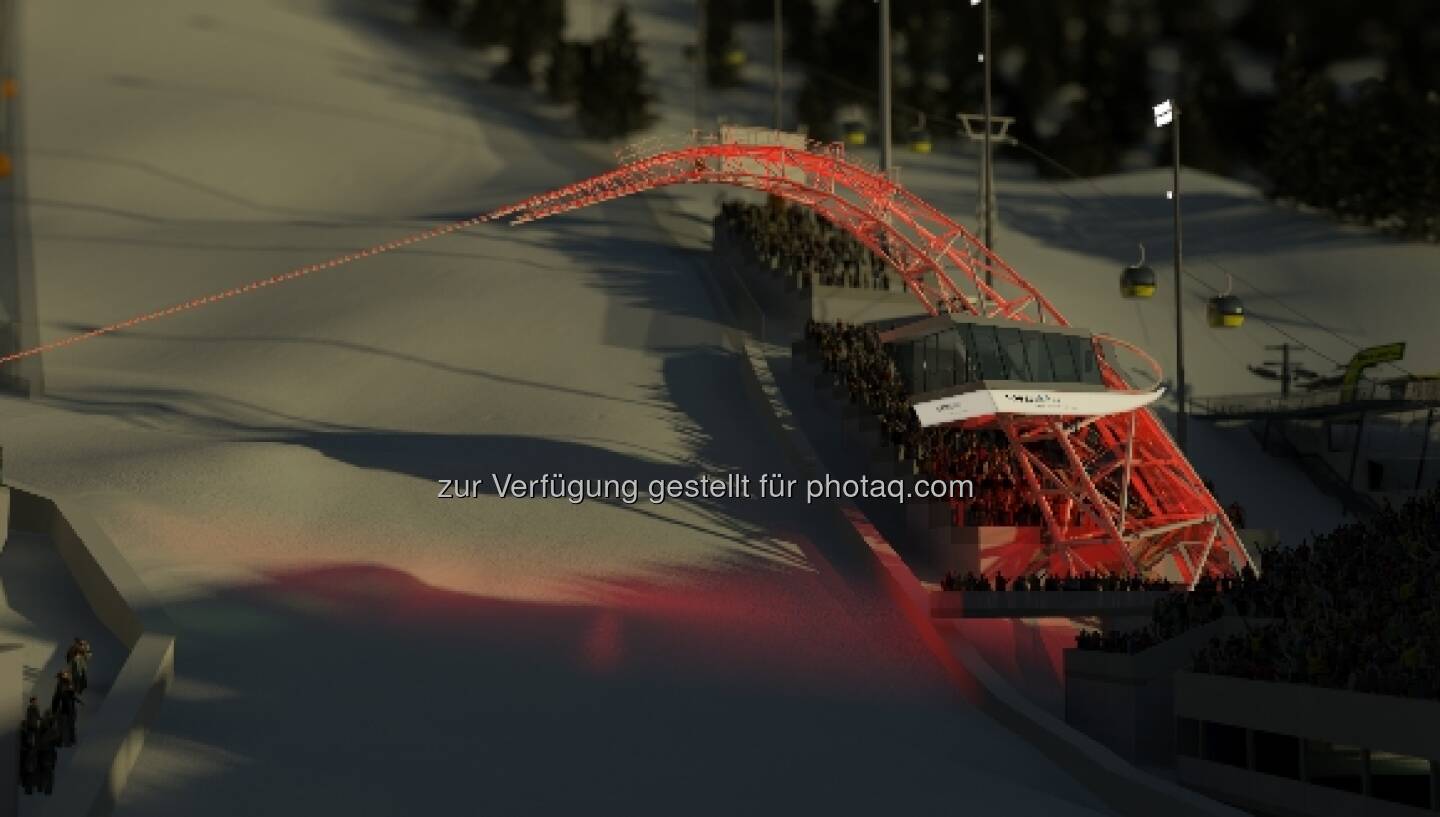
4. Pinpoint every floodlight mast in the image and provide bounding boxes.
[876,0,892,173]
[773,0,783,131]
[694,0,705,131]
[981,0,993,265]
[1155,97,1185,451]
